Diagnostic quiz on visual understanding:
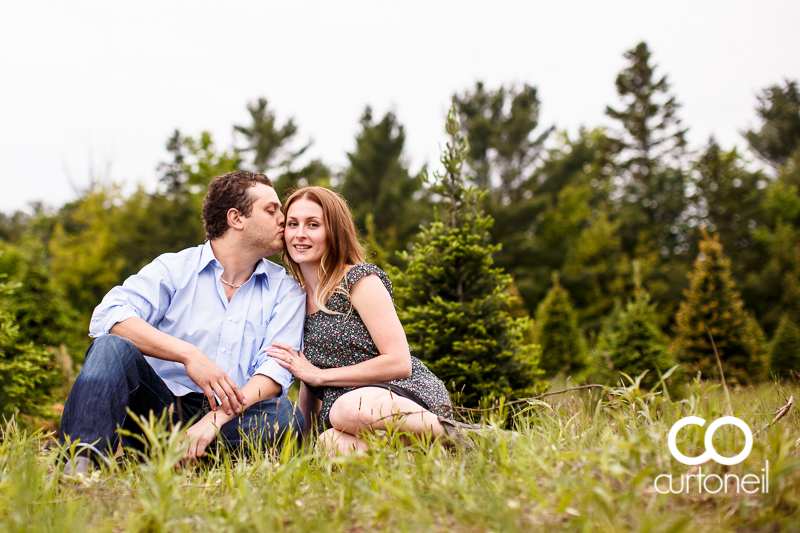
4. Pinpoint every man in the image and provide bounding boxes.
[60,171,305,471]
